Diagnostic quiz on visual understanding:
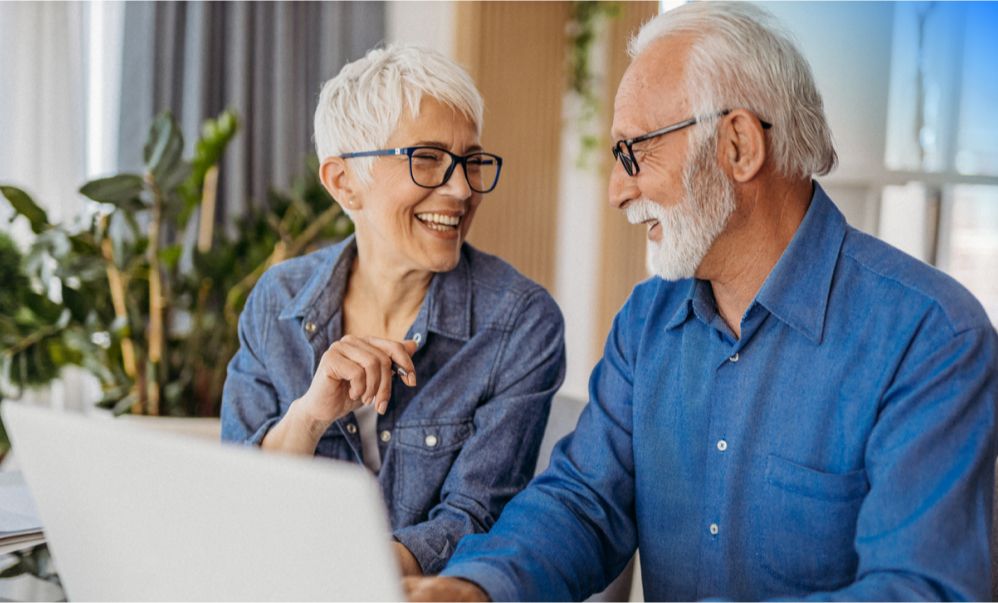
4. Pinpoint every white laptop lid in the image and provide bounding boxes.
[2,403,404,602]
